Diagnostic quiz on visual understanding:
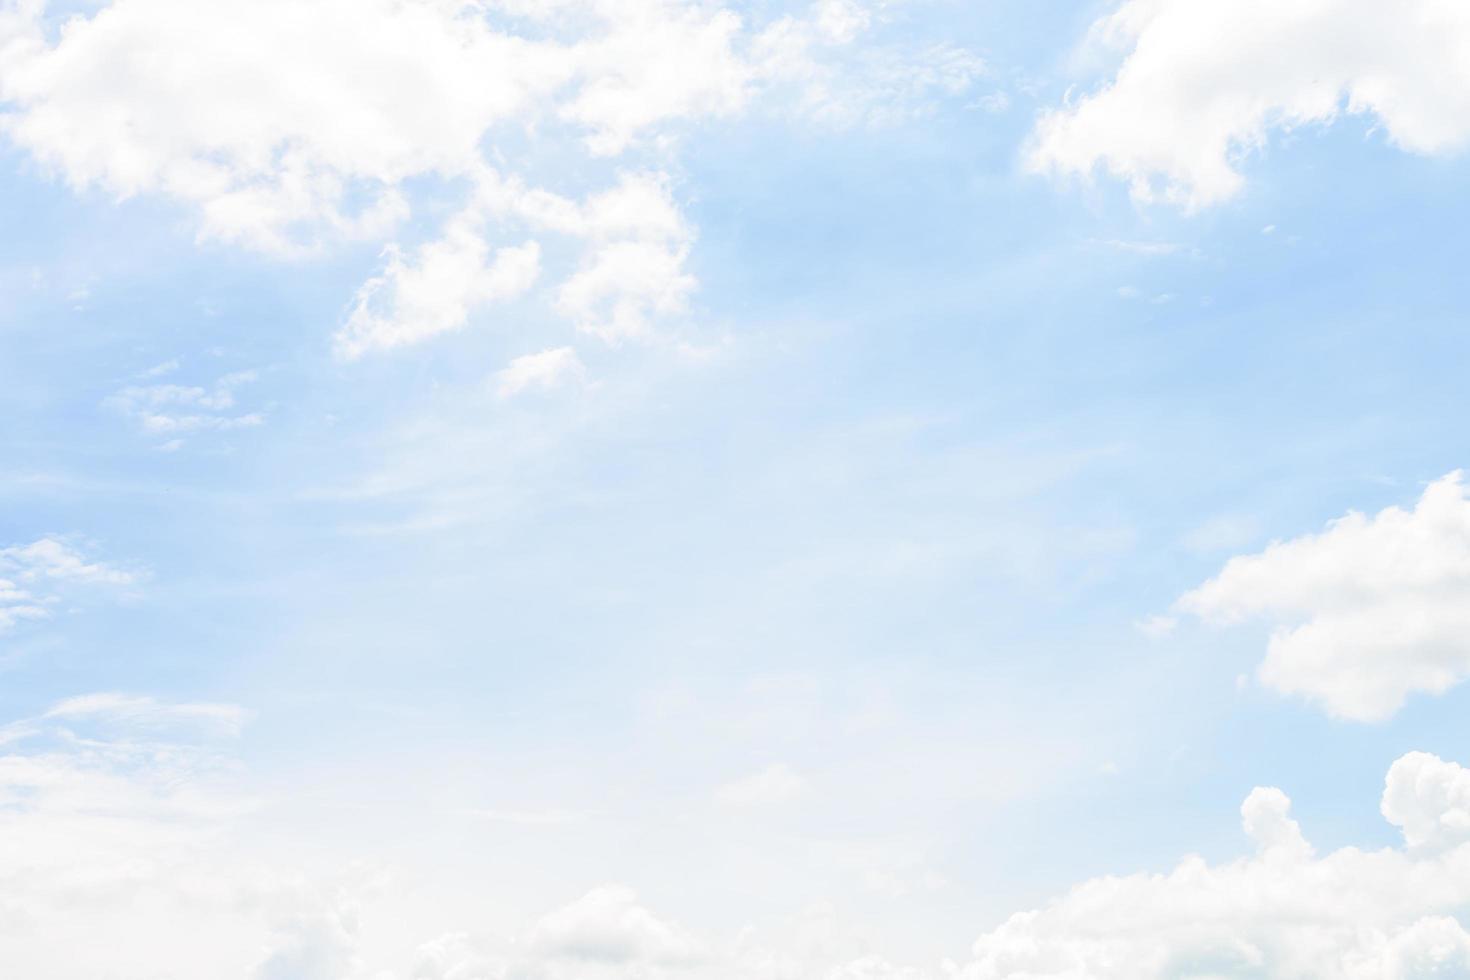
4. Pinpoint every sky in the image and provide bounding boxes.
[5,0,1470,977]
